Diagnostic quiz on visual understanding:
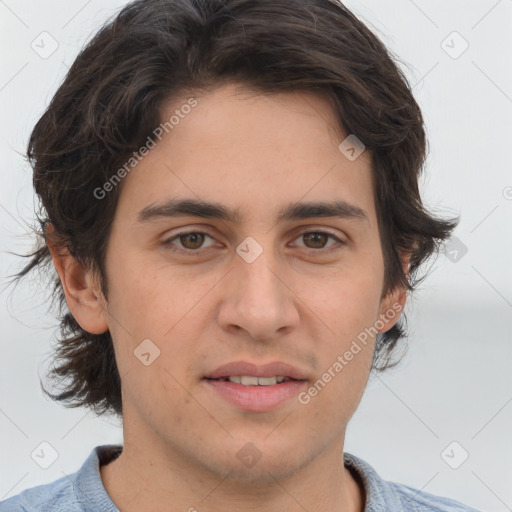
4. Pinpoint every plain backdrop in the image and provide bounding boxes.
[1,1,511,511]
